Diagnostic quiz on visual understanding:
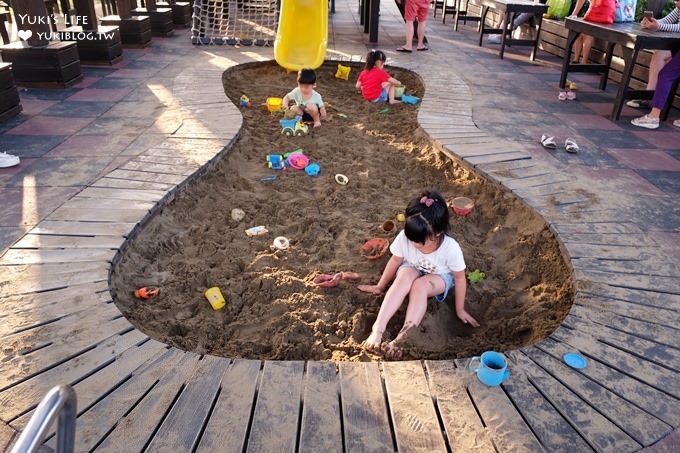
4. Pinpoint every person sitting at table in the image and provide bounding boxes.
[488,11,542,44]
[568,0,616,64]
[626,1,680,109]
[630,50,680,129]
